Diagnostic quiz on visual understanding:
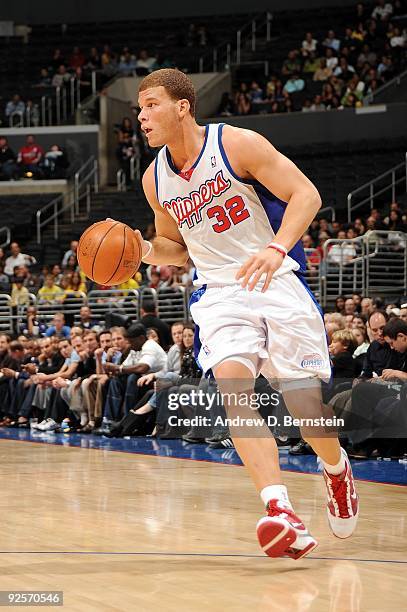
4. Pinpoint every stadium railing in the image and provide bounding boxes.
[347,153,407,222]
[36,156,99,244]
[321,231,407,305]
